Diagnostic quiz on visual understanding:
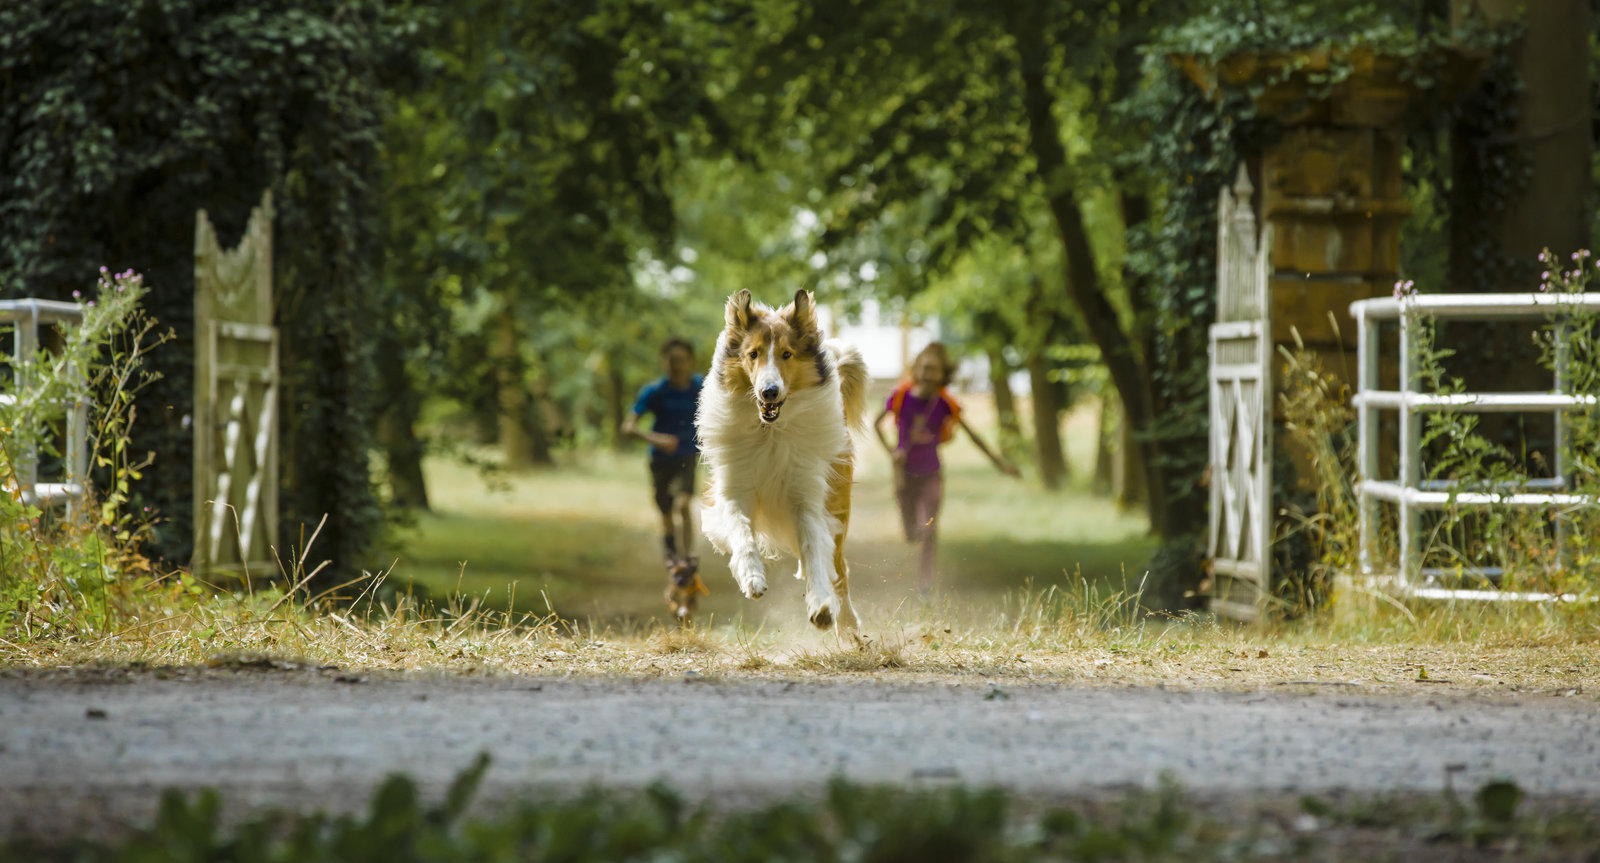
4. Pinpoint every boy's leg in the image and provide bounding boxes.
[670,458,698,566]
[650,460,679,564]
